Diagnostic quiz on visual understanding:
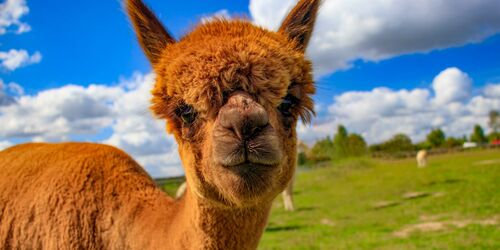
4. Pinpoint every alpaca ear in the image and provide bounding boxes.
[126,0,175,65]
[278,0,320,52]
